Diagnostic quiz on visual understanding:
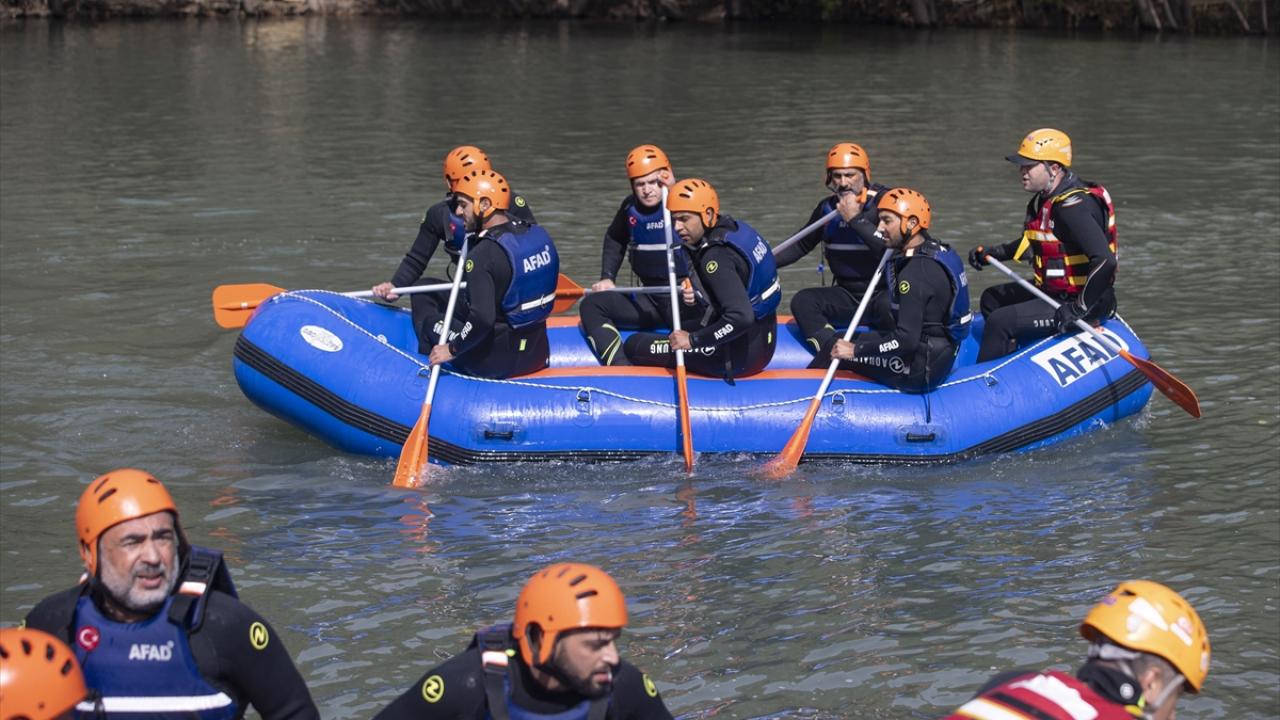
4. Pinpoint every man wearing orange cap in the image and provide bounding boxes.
[829,188,971,392]
[969,129,1118,363]
[23,469,318,719]
[580,145,699,366]
[946,580,1210,720]
[0,627,91,719]
[775,143,895,359]
[417,168,560,379]
[372,146,536,355]
[375,563,673,719]
[621,178,781,378]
